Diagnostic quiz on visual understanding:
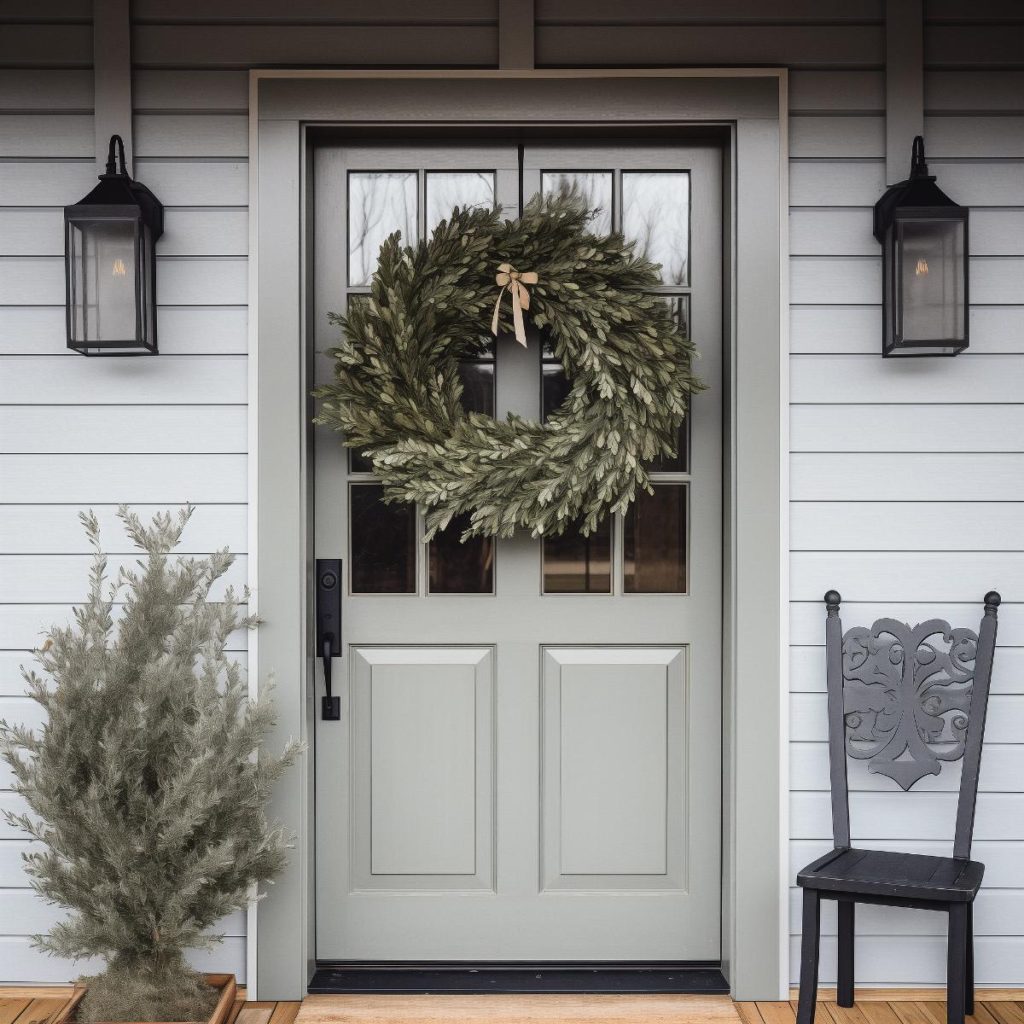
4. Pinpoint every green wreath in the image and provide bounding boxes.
[314,190,704,541]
